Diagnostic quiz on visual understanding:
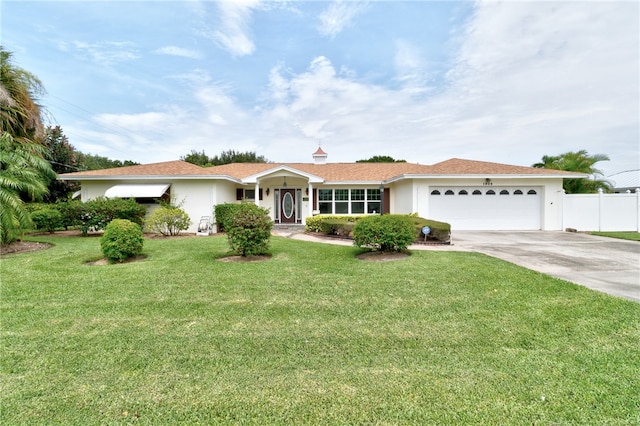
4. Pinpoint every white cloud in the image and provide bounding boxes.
[203,0,262,57]
[153,46,203,59]
[67,41,140,65]
[317,0,368,38]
